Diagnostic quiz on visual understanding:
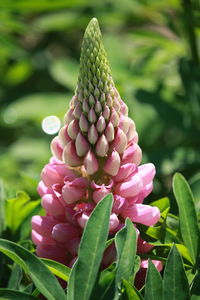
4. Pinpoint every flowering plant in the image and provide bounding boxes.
[0,18,199,300]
